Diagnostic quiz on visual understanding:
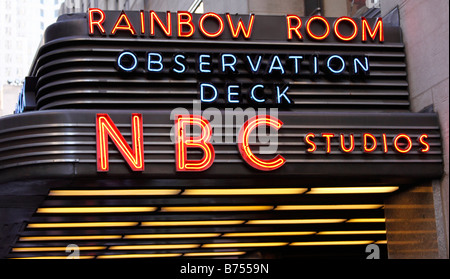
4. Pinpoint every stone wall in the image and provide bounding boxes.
[381,0,449,258]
